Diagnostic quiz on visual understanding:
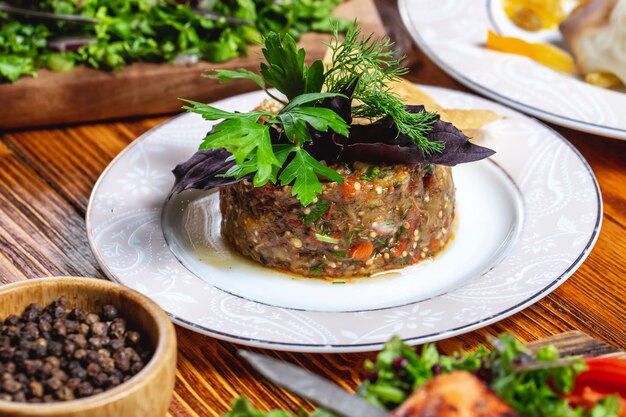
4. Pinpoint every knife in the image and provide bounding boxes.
[239,350,389,417]
[0,2,98,24]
